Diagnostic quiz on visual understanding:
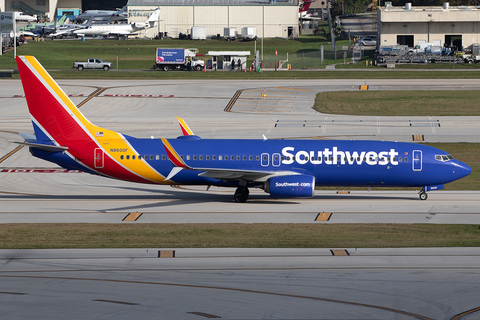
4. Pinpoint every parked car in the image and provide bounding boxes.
[358,37,377,46]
